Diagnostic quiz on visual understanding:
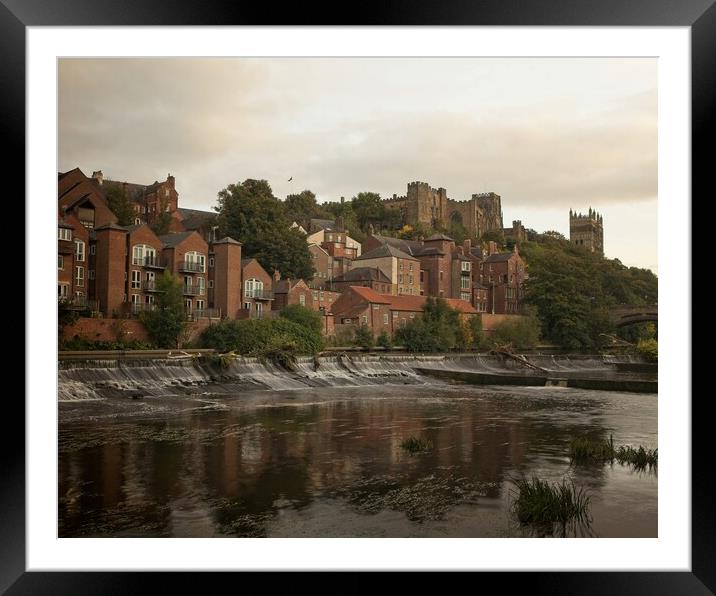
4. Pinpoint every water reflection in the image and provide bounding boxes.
[58,385,657,537]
